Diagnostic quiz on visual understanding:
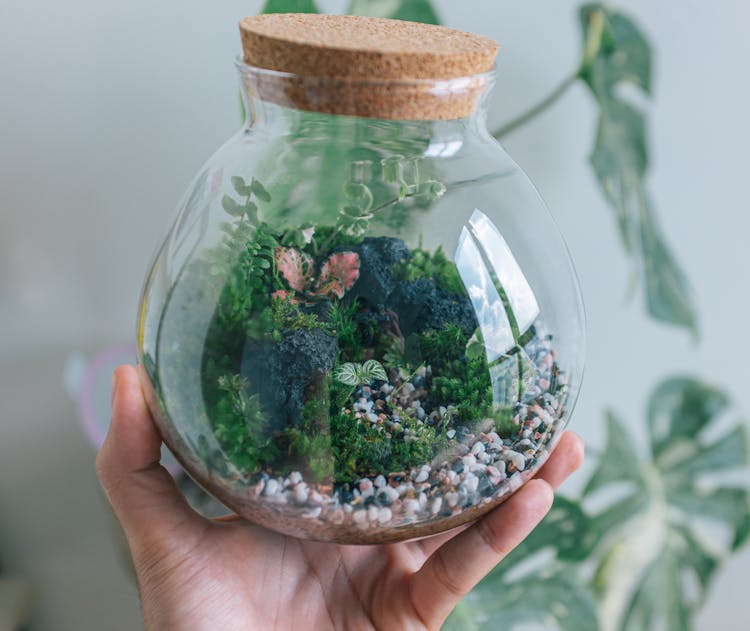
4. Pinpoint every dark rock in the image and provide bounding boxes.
[376,490,393,507]
[477,472,494,497]
[386,279,477,337]
[451,460,465,474]
[241,327,338,431]
[339,236,410,307]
